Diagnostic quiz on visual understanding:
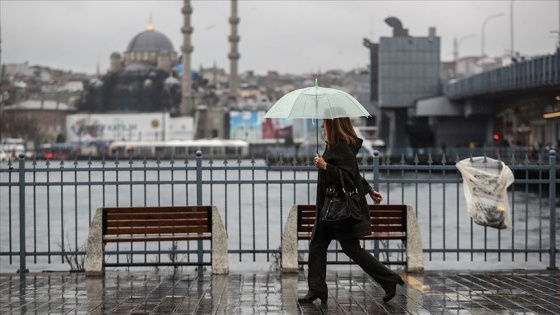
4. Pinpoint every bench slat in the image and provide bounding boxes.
[104,206,211,214]
[371,218,403,224]
[106,218,209,228]
[297,232,405,240]
[369,210,403,217]
[106,212,208,221]
[105,226,210,235]
[104,234,212,242]
[296,204,407,240]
